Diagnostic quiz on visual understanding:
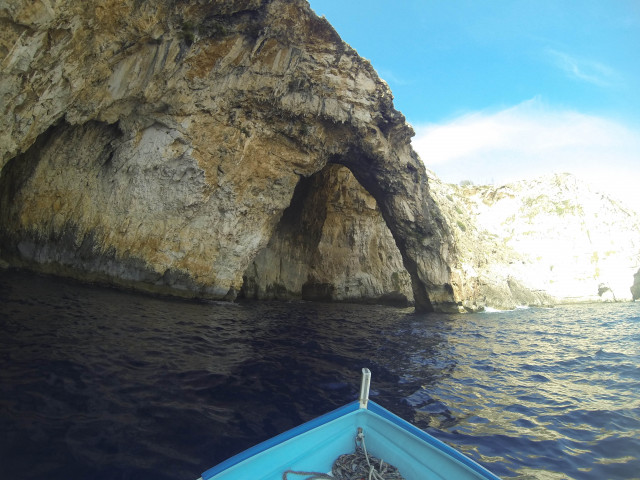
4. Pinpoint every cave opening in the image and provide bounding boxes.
[239,163,414,307]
